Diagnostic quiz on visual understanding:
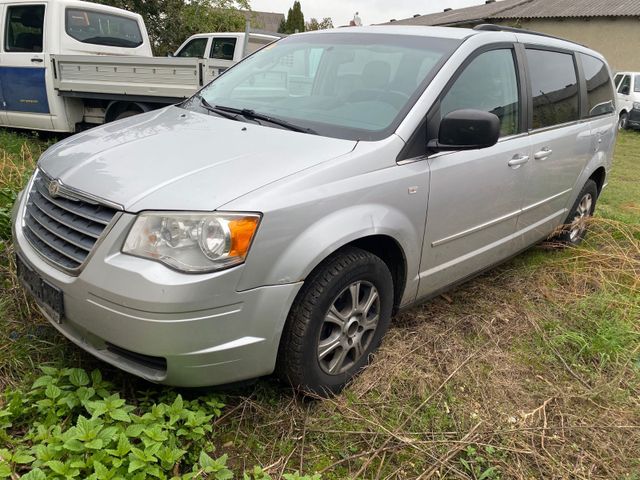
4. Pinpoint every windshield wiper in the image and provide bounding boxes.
[197,96,240,121]
[214,105,317,135]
